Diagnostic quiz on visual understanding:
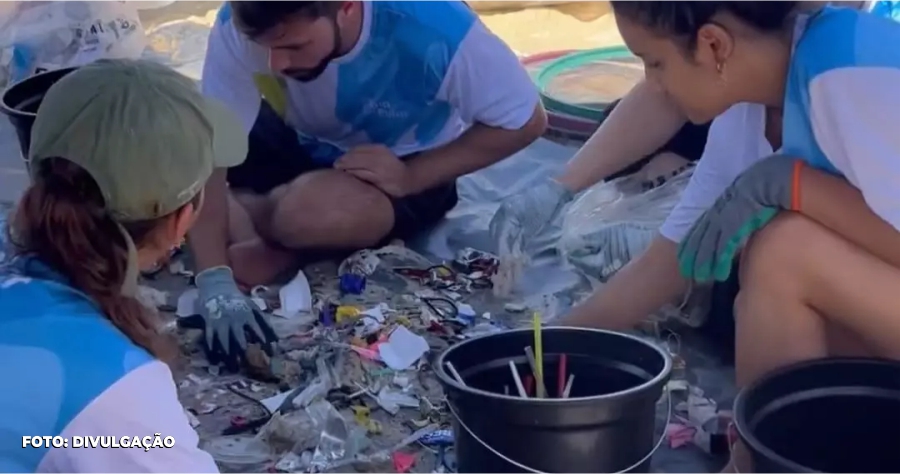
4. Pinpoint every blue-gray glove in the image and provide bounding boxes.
[678,155,802,283]
[489,178,575,255]
[193,266,277,370]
